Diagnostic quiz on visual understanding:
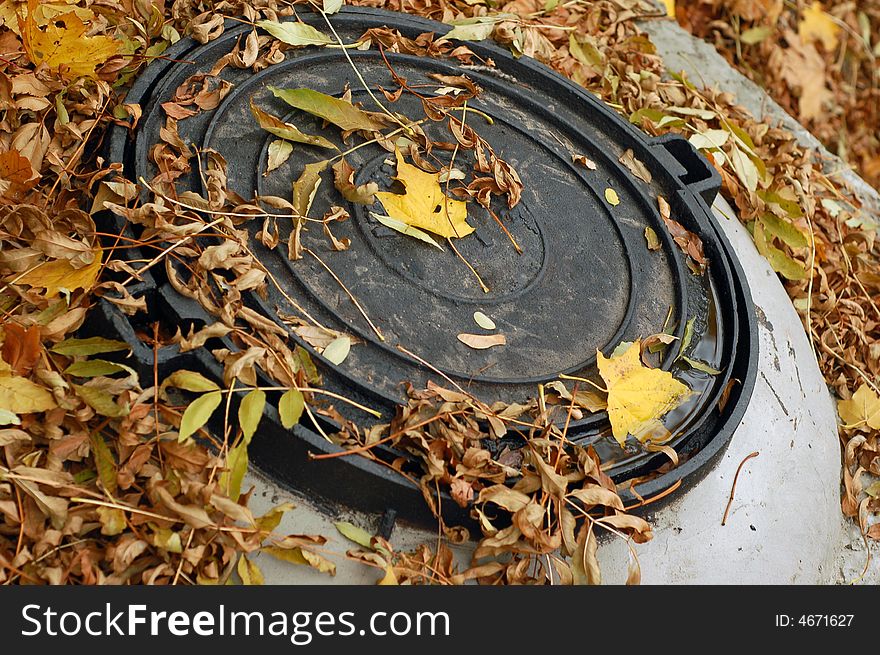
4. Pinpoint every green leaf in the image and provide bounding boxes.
[90,433,117,495]
[250,100,336,149]
[754,222,808,280]
[222,441,249,502]
[679,317,695,358]
[323,336,351,365]
[629,107,684,129]
[296,346,321,385]
[178,390,222,442]
[323,0,343,14]
[257,20,333,47]
[51,337,130,356]
[64,359,130,378]
[370,212,444,250]
[73,384,128,417]
[238,388,266,443]
[268,86,385,132]
[163,370,220,393]
[334,521,374,549]
[279,388,304,429]
[758,212,808,249]
[758,190,804,218]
